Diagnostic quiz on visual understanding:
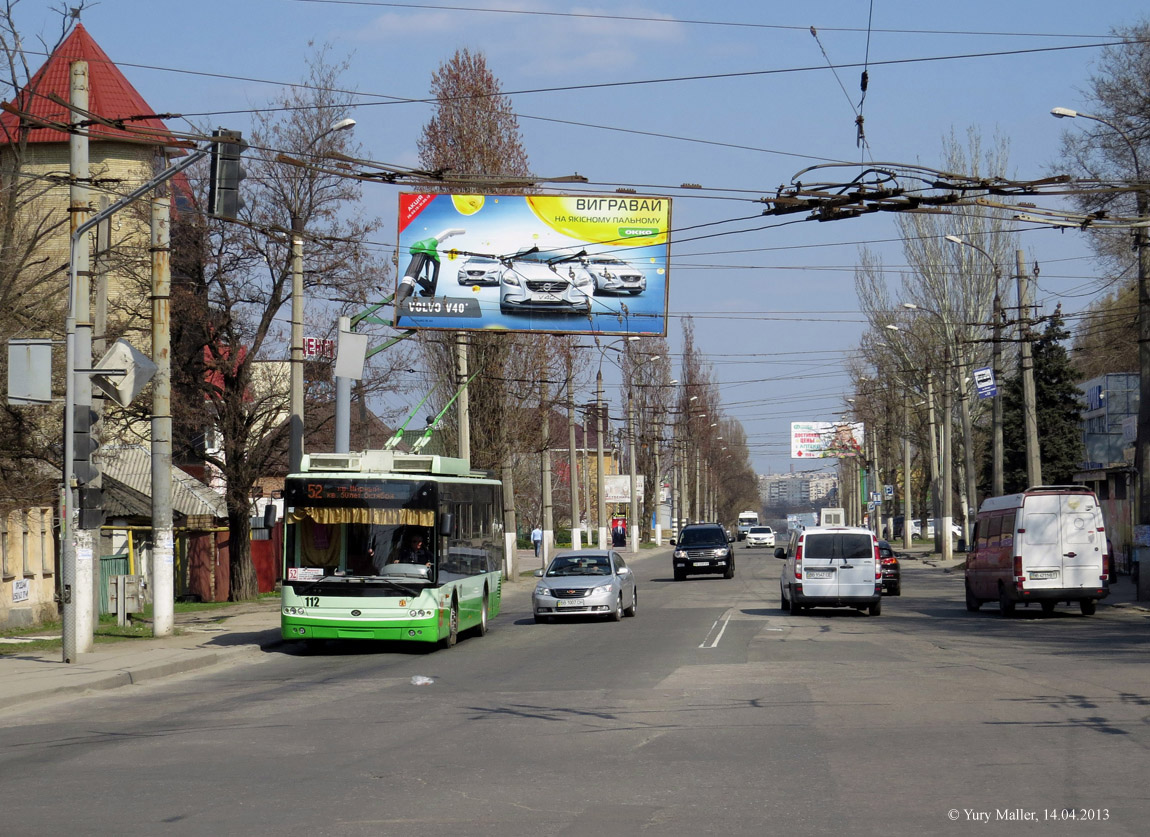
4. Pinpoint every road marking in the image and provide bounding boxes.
[699,608,734,648]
